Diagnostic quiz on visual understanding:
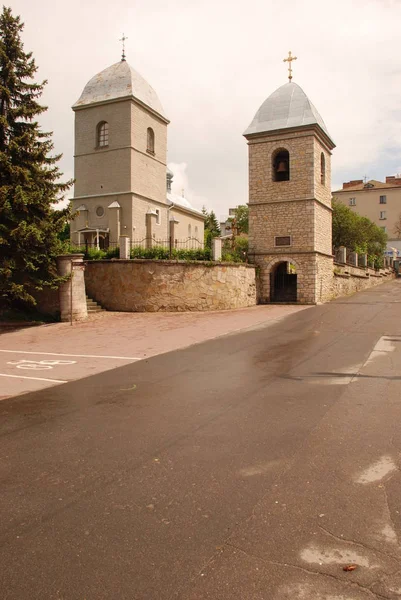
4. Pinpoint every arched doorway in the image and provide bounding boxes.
[270,261,297,302]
